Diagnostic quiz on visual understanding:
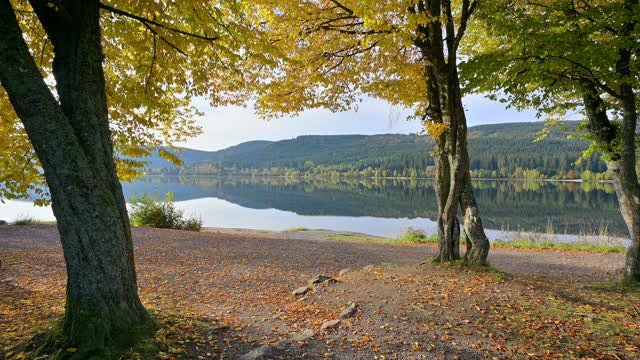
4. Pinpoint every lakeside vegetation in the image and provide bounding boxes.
[129,193,202,232]
[10,217,56,226]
